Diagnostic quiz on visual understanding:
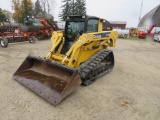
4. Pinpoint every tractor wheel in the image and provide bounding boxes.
[0,38,8,48]
[29,36,37,43]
